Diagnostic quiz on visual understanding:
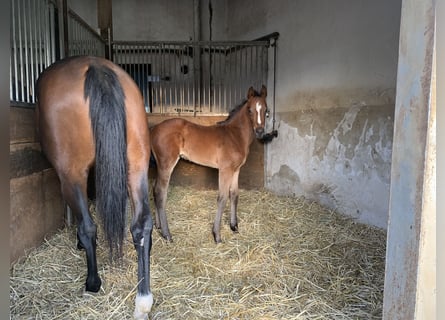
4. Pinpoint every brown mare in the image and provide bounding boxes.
[150,85,268,243]
[36,56,153,319]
